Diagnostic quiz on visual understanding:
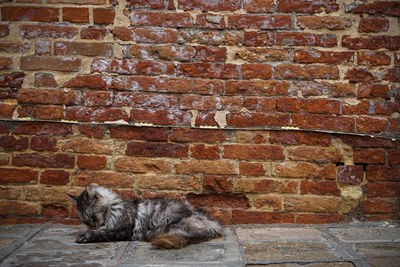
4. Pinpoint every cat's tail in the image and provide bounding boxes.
[151,234,188,249]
